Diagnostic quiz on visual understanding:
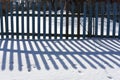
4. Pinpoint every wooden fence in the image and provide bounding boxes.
[0,1,120,39]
